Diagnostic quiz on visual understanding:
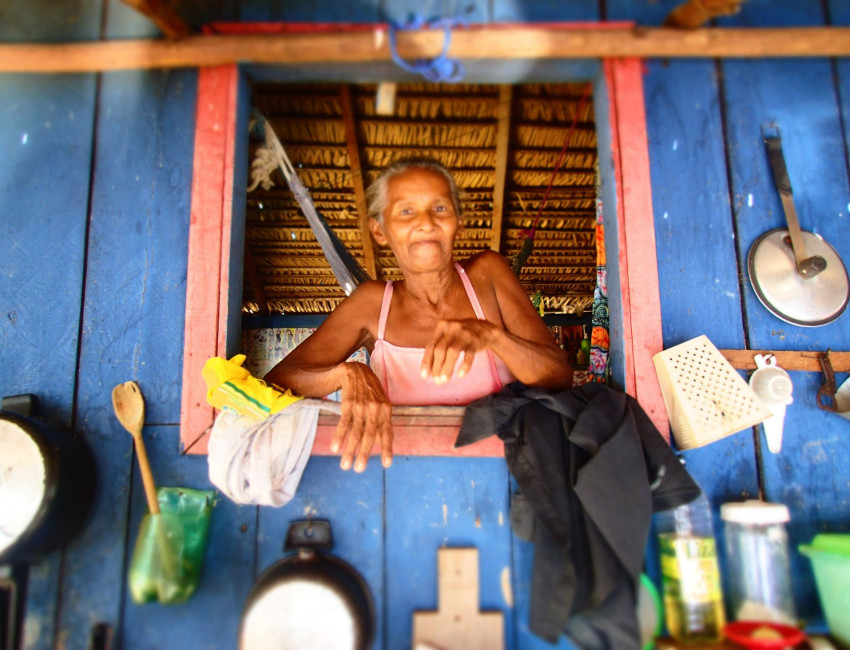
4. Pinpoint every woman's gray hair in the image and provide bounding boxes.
[365,157,462,224]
